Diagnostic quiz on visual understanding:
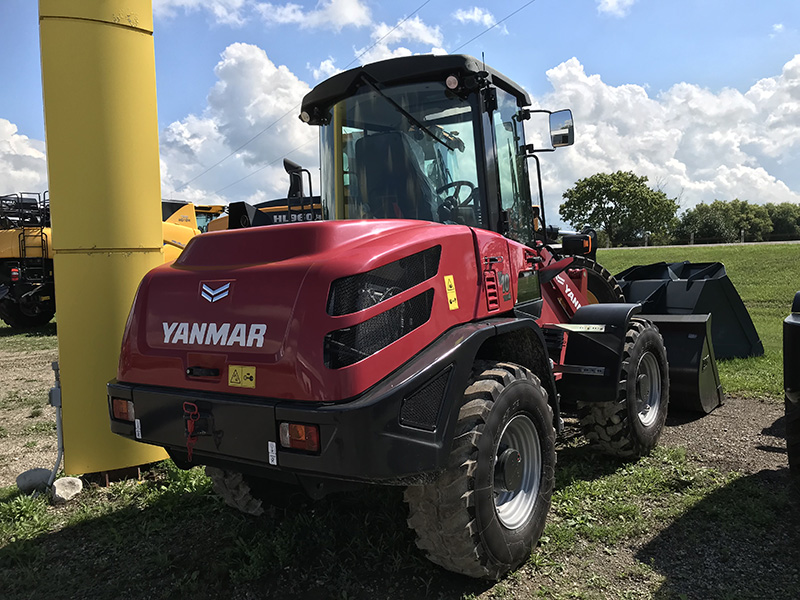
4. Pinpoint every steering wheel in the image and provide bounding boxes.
[436,180,476,207]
